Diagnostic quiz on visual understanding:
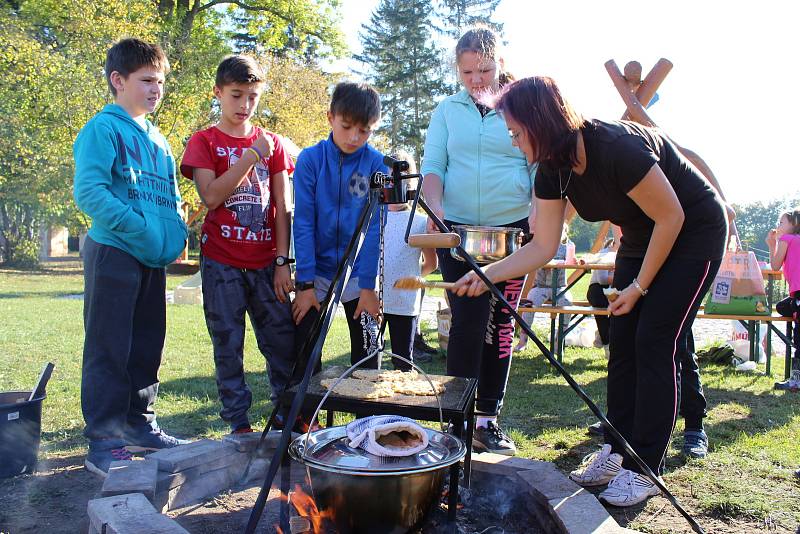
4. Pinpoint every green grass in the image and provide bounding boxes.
[1,259,799,532]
